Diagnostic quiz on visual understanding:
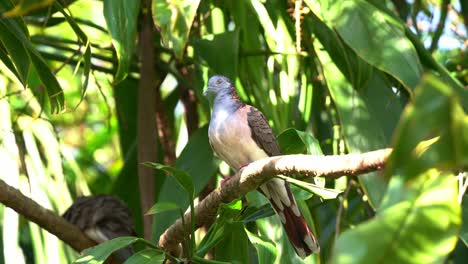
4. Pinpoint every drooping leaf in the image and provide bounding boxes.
[103,0,139,82]
[245,229,278,264]
[54,2,91,102]
[153,0,201,59]
[0,20,30,86]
